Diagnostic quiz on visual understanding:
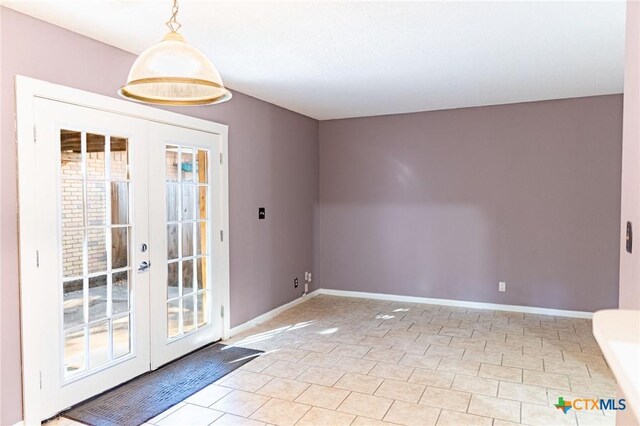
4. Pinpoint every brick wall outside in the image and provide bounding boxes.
[61,149,199,280]
[62,150,129,278]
